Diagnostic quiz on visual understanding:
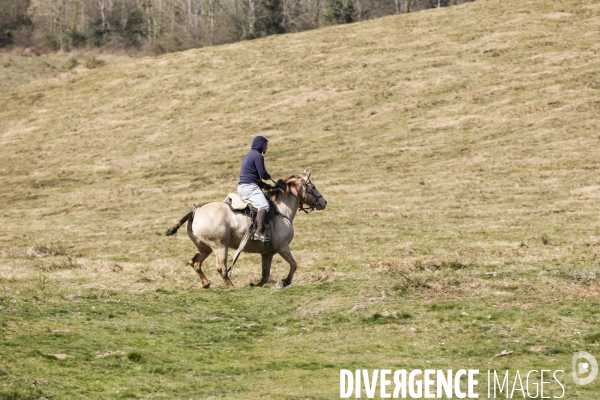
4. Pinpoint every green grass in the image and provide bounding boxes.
[1,0,600,398]
[1,281,598,398]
